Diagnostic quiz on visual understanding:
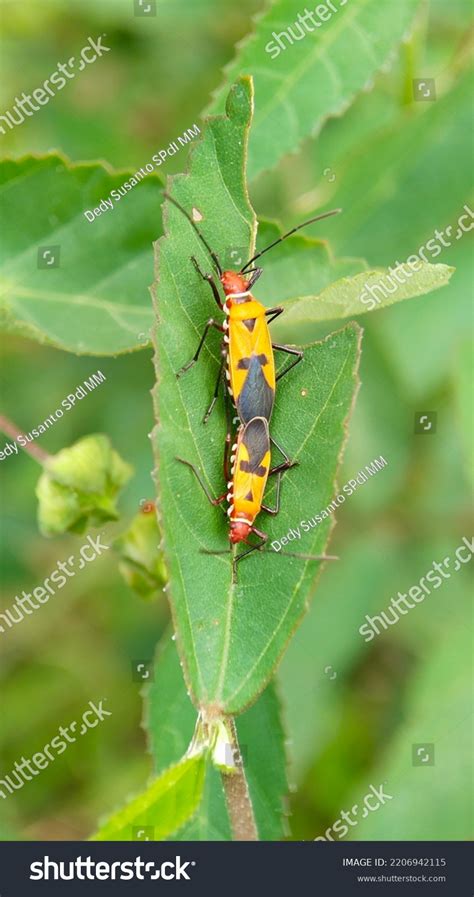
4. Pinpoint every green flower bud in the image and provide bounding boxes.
[36,434,132,536]
[114,504,167,600]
